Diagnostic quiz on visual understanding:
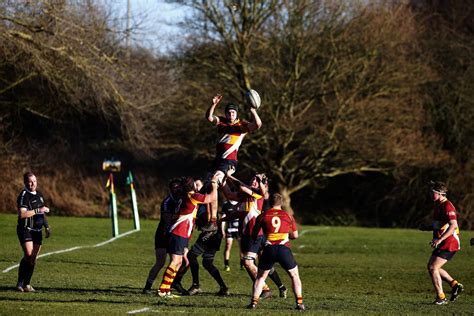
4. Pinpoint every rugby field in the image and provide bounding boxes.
[0,214,472,315]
